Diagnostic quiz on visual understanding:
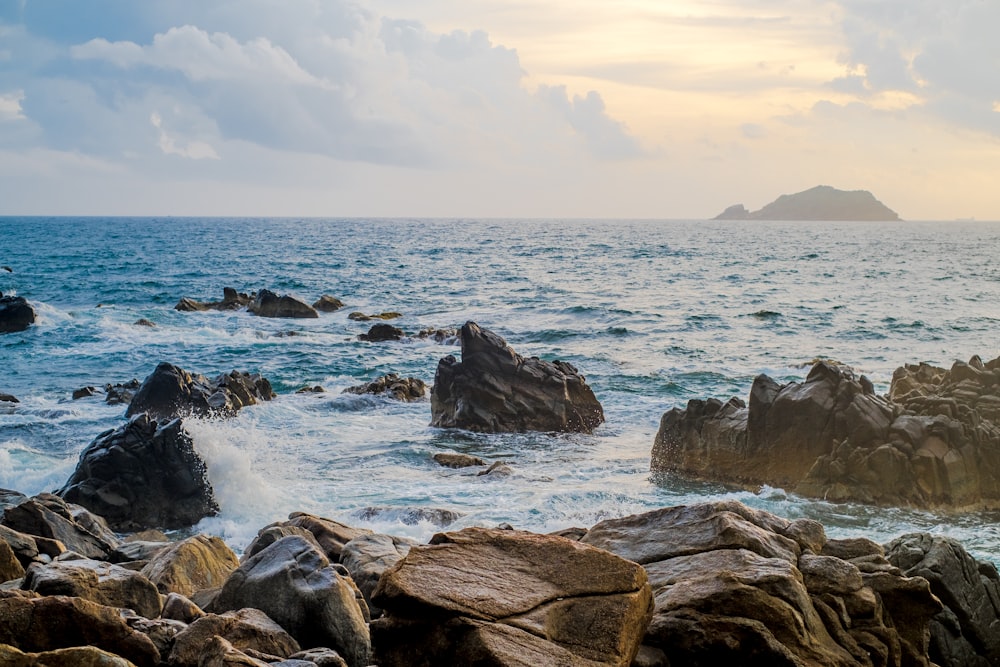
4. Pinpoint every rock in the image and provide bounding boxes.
[110,540,171,564]
[342,373,426,401]
[212,535,371,667]
[23,557,161,619]
[371,526,652,666]
[430,321,605,433]
[168,608,301,666]
[313,295,345,312]
[72,386,100,400]
[653,355,1000,509]
[247,289,318,318]
[140,534,239,598]
[125,362,275,420]
[885,533,1000,666]
[0,540,25,583]
[0,594,160,666]
[348,311,401,321]
[296,385,326,393]
[713,185,901,221]
[58,414,219,532]
[340,533,417,619]
[581,500,941,667]
[355,507,463,527]
[289,647,350,666]
[0,643,139,666]
[432,453,485,468]
[0,523,44,568]
[357,323,404,342]
[477,461,513,478]
[105,379,141,406]
[283,513,373,562]
[175,287,253,312]
[162,591,206,623]
[0,295,35,333]
[416,327,459,344]
[175,634,272,667]
[134,318,155,327]
[2,494,119,560]
[243,525,323,563]
[0,392,18,403]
